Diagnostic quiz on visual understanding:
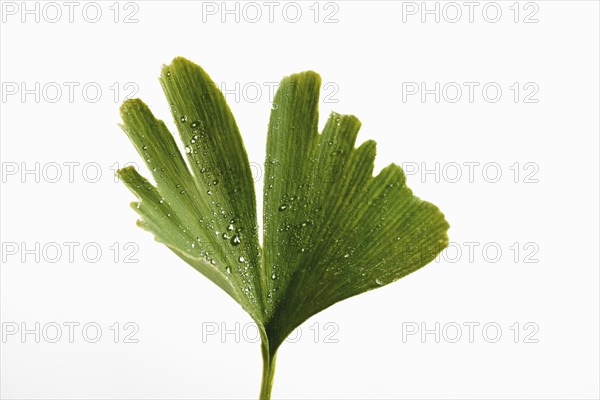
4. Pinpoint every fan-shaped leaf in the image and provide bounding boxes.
[116,57,449,399]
